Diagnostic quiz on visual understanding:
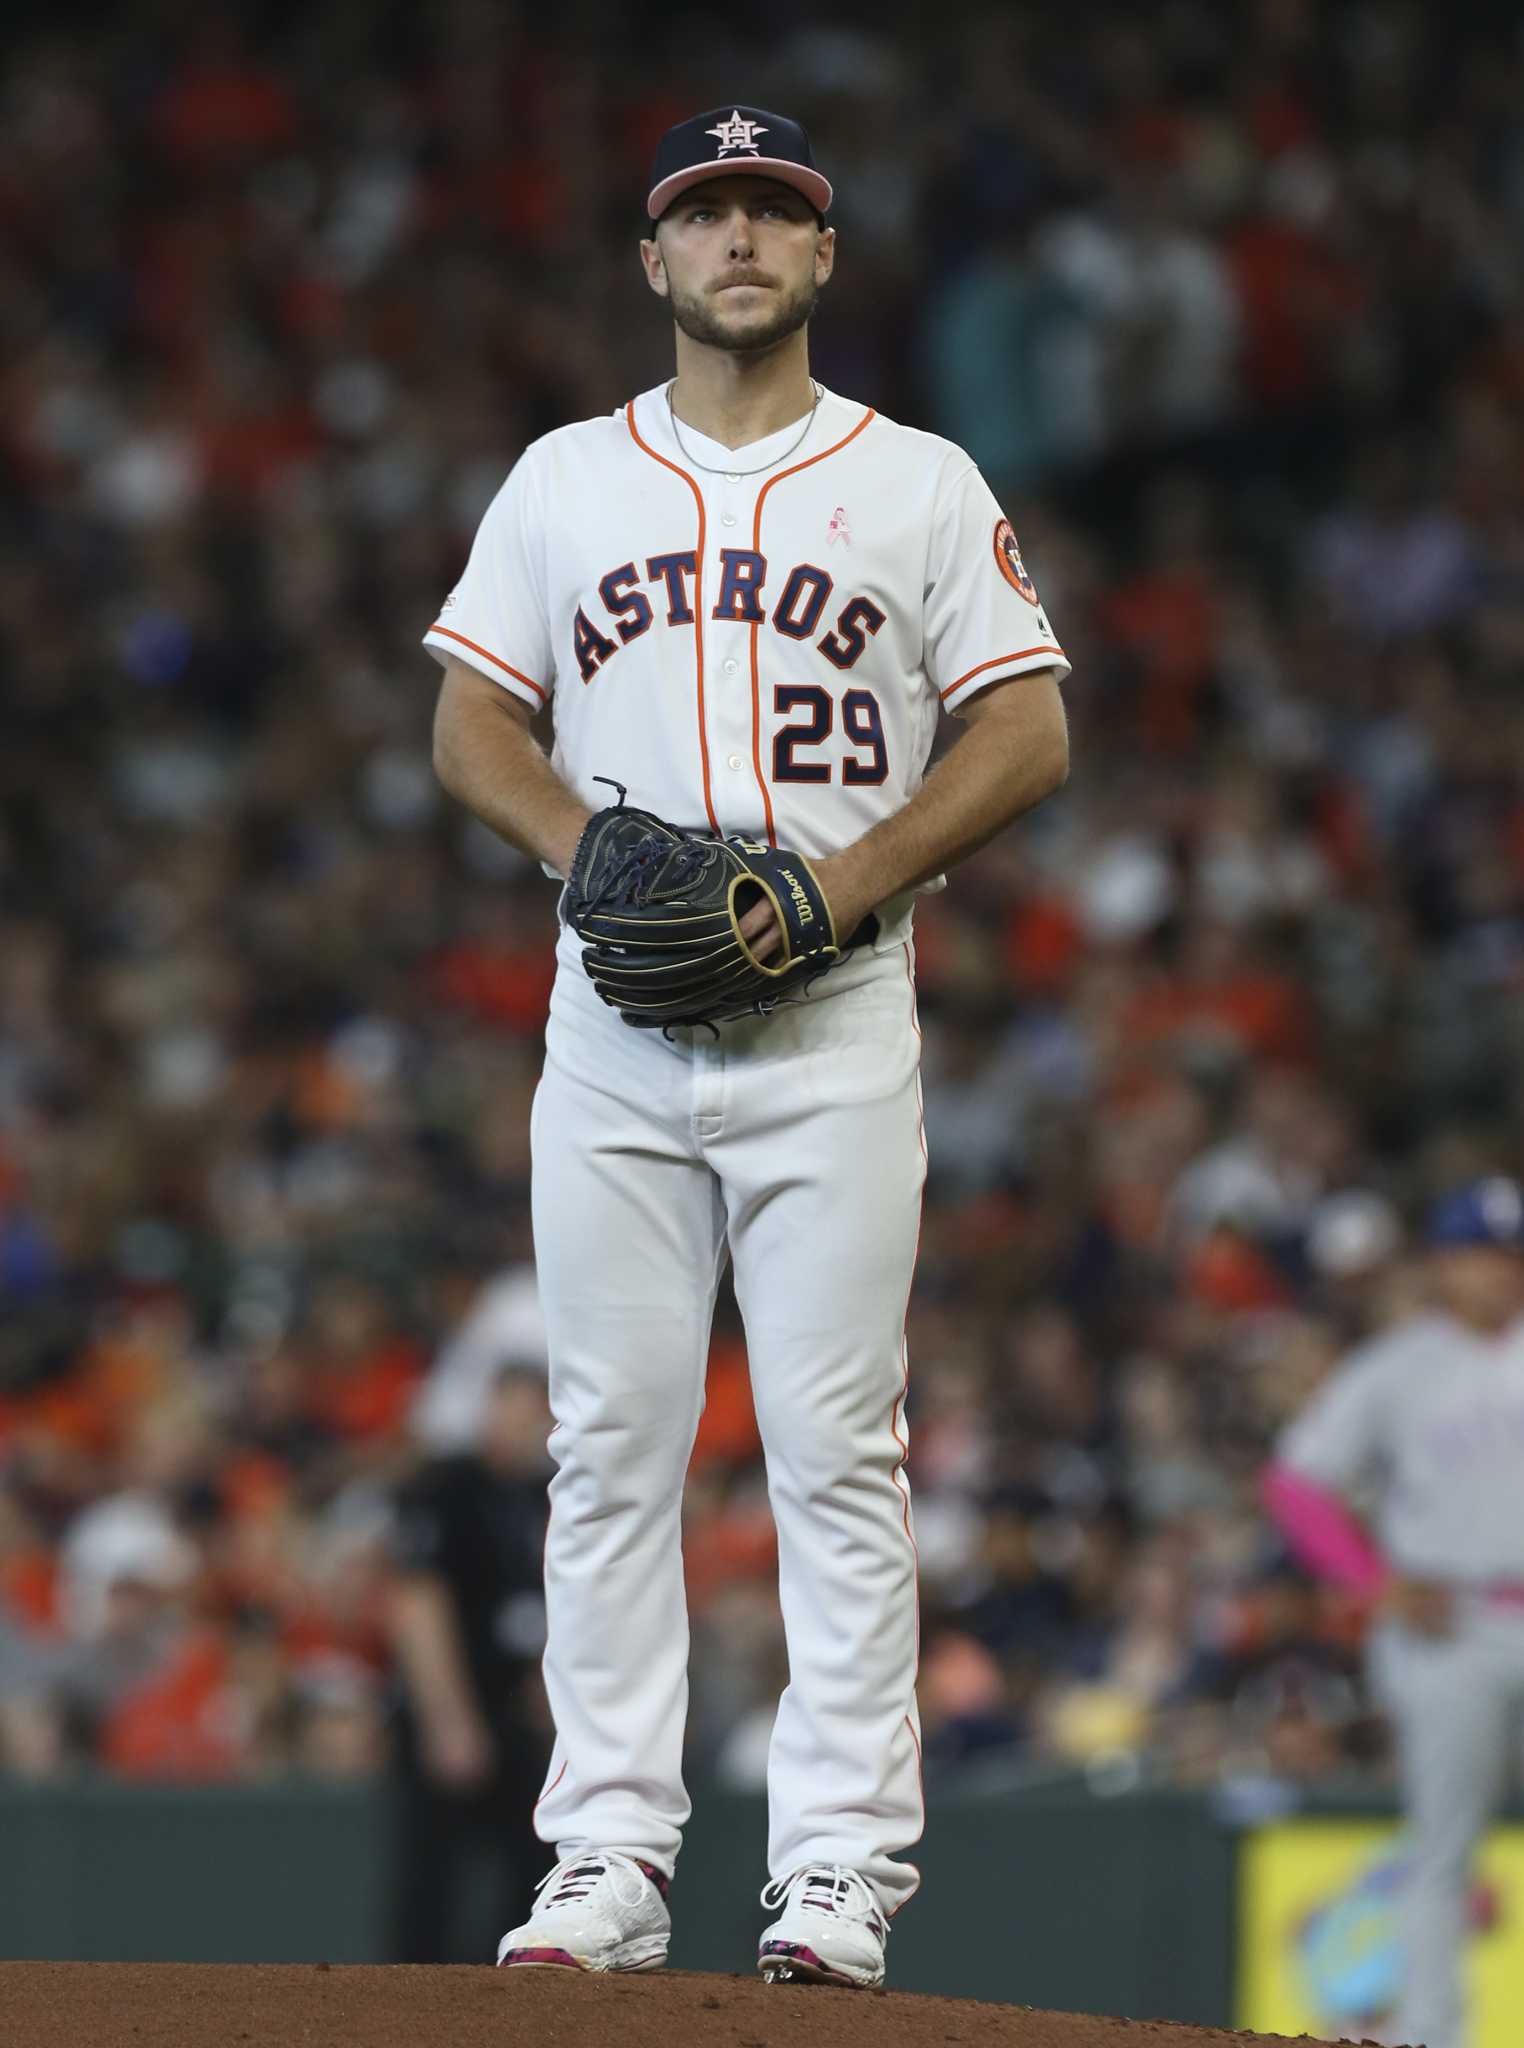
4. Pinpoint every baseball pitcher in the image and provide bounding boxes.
[426,105,1070,1987]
